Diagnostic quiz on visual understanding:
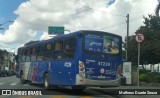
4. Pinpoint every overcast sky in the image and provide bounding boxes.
[0,0,158,53]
